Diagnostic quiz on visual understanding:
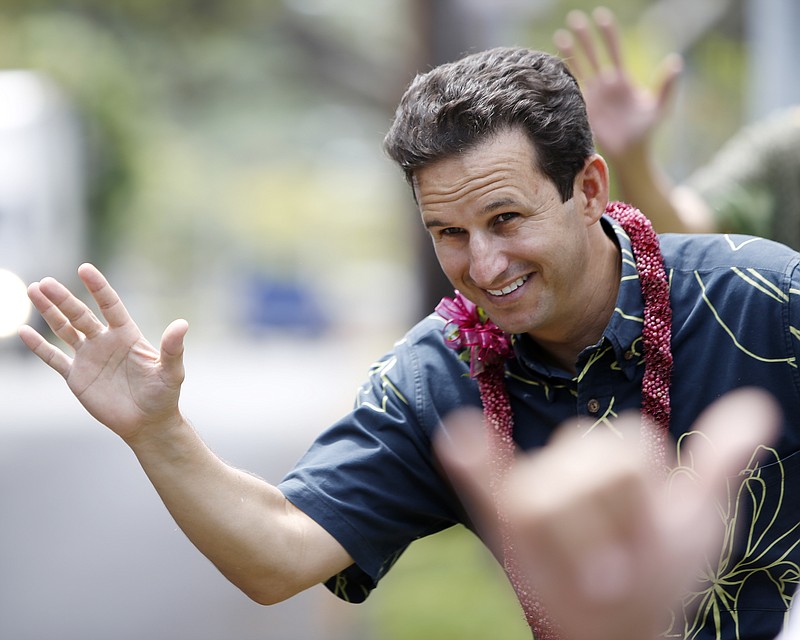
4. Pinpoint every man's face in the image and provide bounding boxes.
[416,127,598,341]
